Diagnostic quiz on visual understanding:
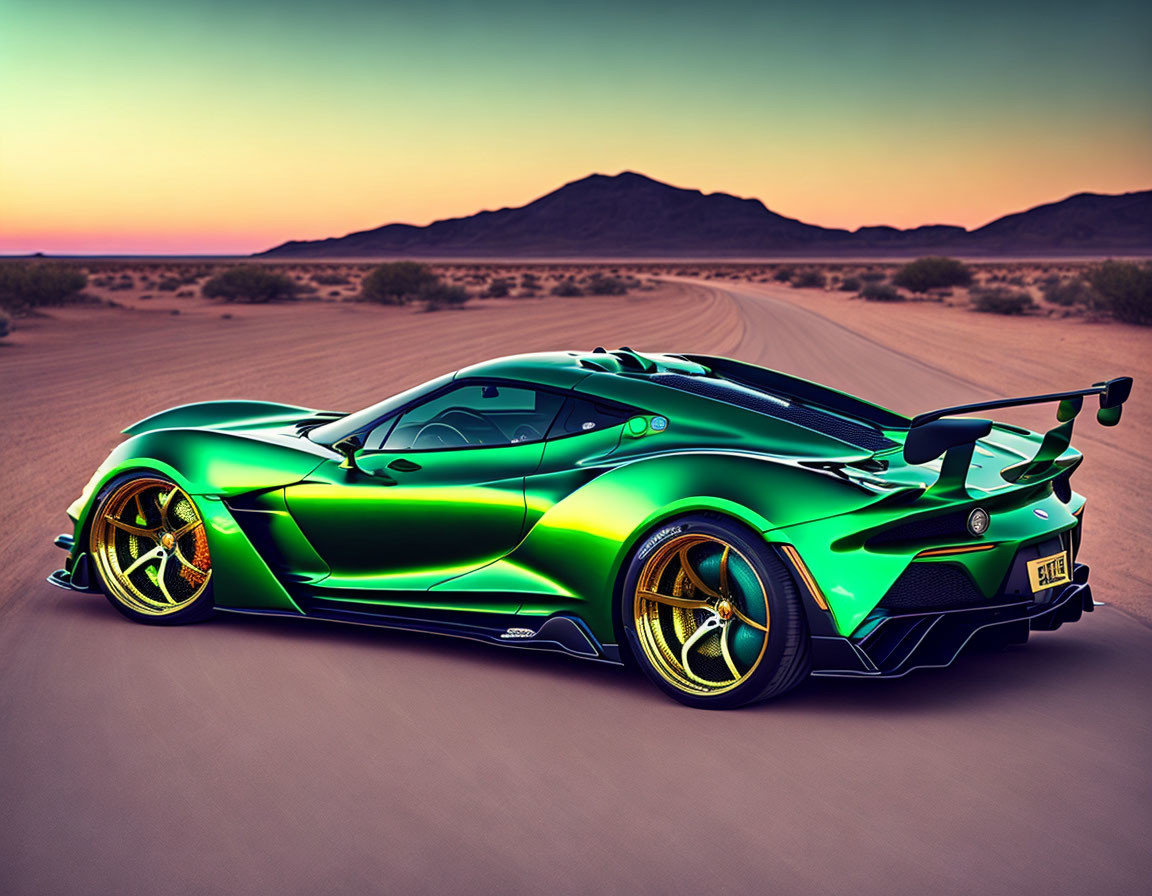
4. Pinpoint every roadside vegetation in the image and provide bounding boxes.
[1040,274,1094,308]
[201,266,298,303]
[6,259,1148,335]
[860,282,902,302]
[970,287,1035,315]
[1087,261,1152,325]
[0,262,88,311]
[892,257,972,294]
[361,261,470,311]
[360,262,440,304]
[792,269,826,289]
[420,282,470,311]
[551,278,583,297]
